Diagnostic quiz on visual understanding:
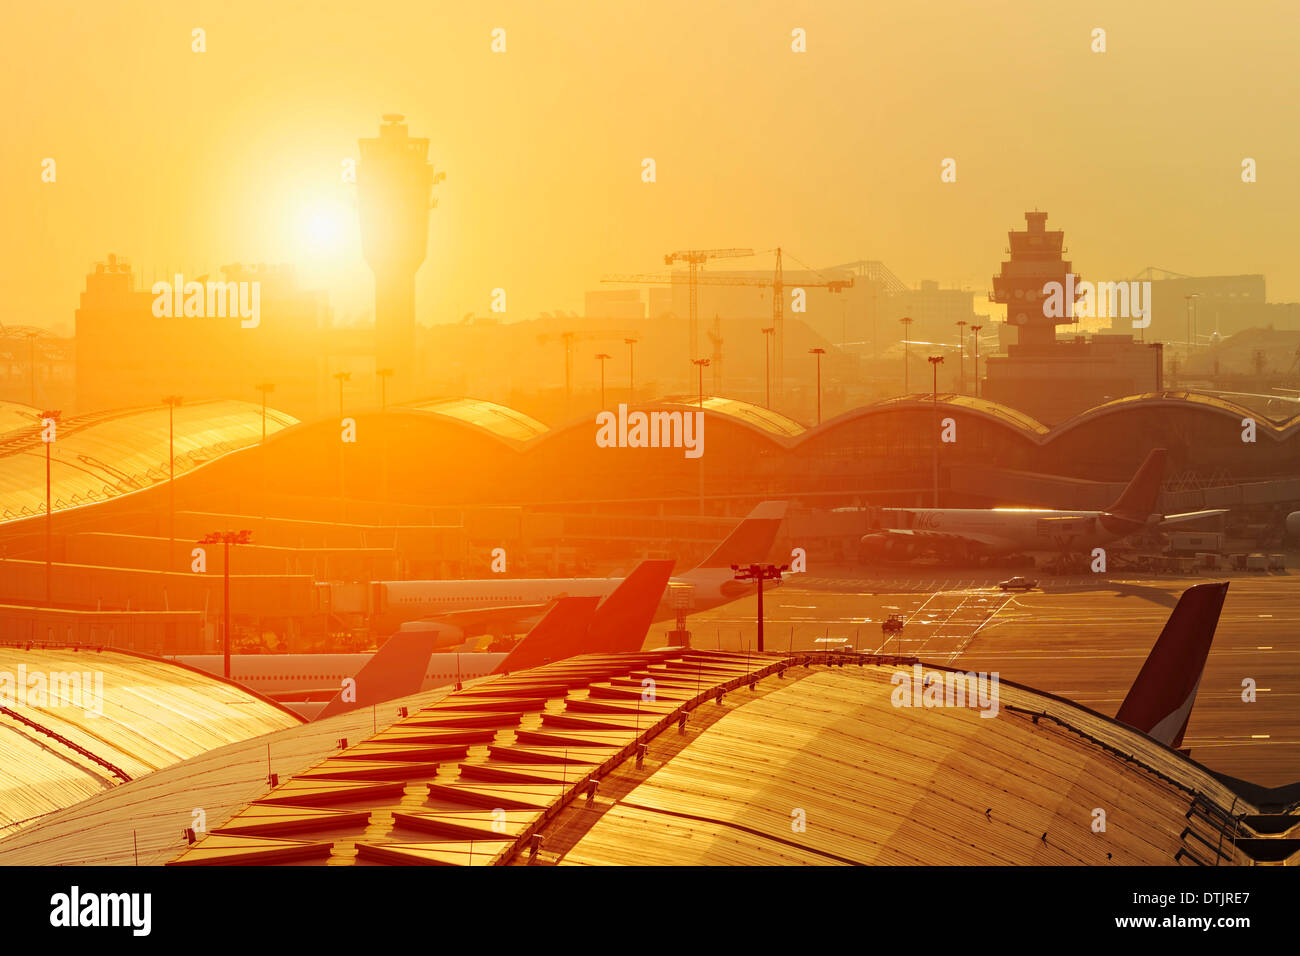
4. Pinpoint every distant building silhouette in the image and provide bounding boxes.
[74,254,336,417]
